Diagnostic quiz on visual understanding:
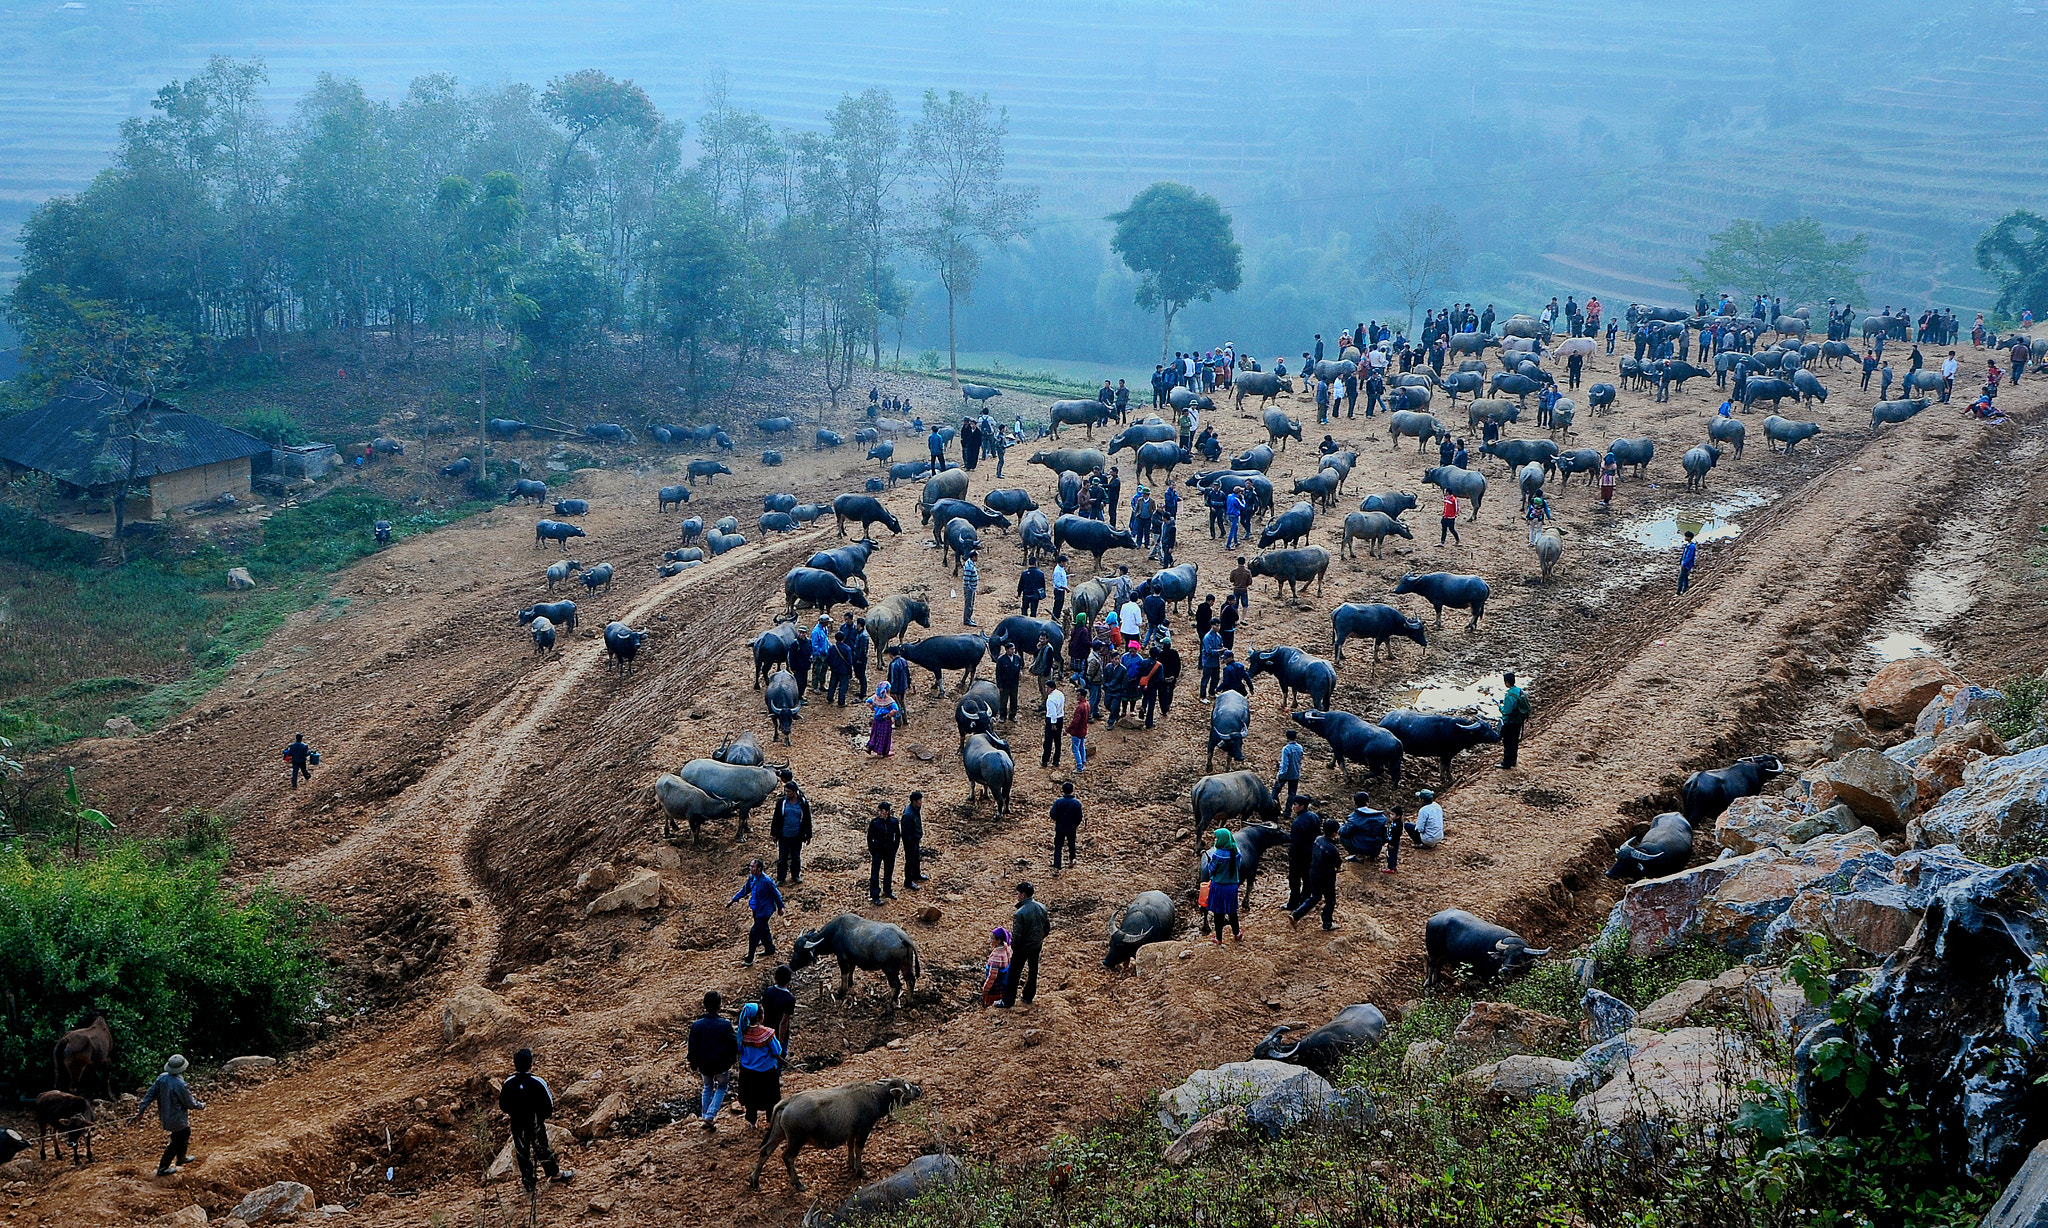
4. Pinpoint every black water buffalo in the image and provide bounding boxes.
[1053,515,1137,567]
[1379,709,1500,784]
[1587,383,1617,411]
[927,498,1011,537]
[759,511,798,535]
[1388,410,1448,451]
[962,383,1003,403]
[439,457,473,478]
[1252,1004,1388,1079]
[1028,446,1109,477]
[765,669,803,742]
[1466,398,1519,431]
[527,615,557,653]
[821,1154,961,1227]
[680,516,704,545]
[679,758,782,839]
[815,429,845,449]
[1248,646,1336,711]
[1762,416,1822,454]
[583,422,630,443]
[1555,447,1604,485]
[1168,386,1216,412]
[1678,754,1785,824]
[1330,602,1426,664]
[1605,437,1655,478]
[1741,377,1797,410]
[1423,909,1549,988]
[896,634,988,694]
[716,730,767,766]
[687,459,733,485]
[832,494,902,538]
[662,549,704,564]
[1105,890,1177,967]
[1233,371,1294,411]
[1190,771,1281,834]
[1871,398,1929,432]
[654,773,743,844]
[1292,469,1341,509]
[1479,437,1559,474]
[1792,369,1829,404]
[507,478,549,504]
[1108,420,1178,455]
[545,557,581,591]
[1291,710,1404,782]
[983,488,1039,516]
[1248,546,1331,598]
[1360,491,1419,521]
[1682,444,1721,491]
[551,499,589,517]
[1047,400,1113,437]
[865,595,931,665]
[867,441,896,466]
[1607,812,1695,881]
[751,621,799,687]
[1258,502,1316,549]
[764,493,798,513]
[1263,408,1304,449]
[518,599,578,636]
[534,520,586,551]
[1440,370,1485,401]
[962,731,1014,815]
[578,561,615,593]
[1339,510,1410,559]
[807,540,879,588]
[1393,572,1490,631]
[887,460,934,485]
[1019,510,1055,562]
[1136,440,1191,483]
[751,1078,923,1193]
[603,622,645,673]
[989,616,1061,658]
[785,567,869,613]
[789,914,923,1004]
[953,680,1000,742]
[757,416,797,434]
[658,485,691,512]
[707,529,747,555]
[1208,690,1251,769]
[488,418,530,438]
[1134,563,1198,612]
[1491,372,1544,402]
[919,470,970,520]
[1707,417,1746,459]
[1231,443,1276,473]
